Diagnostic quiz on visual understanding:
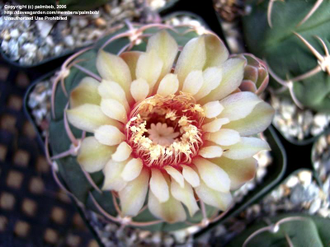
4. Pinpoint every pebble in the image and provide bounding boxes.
[35,20,54,38]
